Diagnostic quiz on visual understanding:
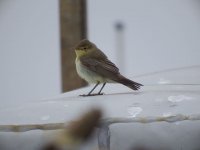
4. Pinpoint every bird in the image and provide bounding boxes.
[74,39,143,96]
